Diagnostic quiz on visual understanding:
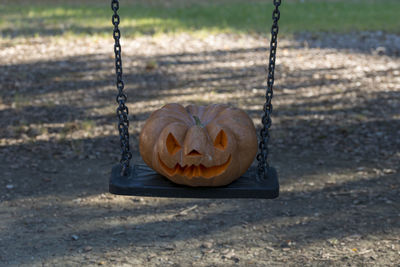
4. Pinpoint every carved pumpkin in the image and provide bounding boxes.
[139,103,258,187]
